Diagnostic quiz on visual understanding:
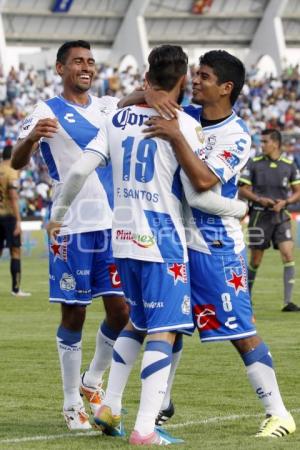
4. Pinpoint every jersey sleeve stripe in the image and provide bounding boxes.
[239,177,252,185]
